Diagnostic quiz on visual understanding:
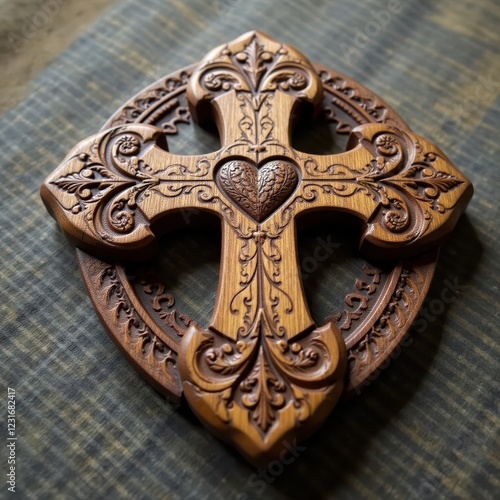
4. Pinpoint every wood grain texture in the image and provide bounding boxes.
[77,59,440,407]
[41,32,472,464]
[3,0,498,497]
